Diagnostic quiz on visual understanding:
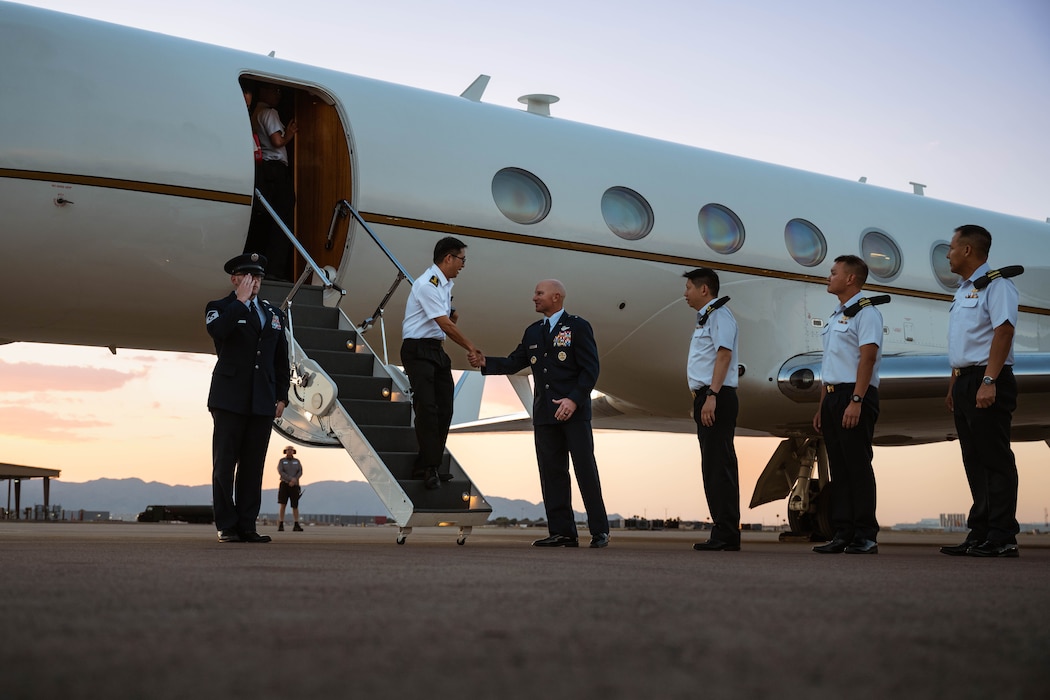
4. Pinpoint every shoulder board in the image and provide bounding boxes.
[843,295,890,318]
[973,265,1024,290]
[697,296,731,327]
[429,275,439,286]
